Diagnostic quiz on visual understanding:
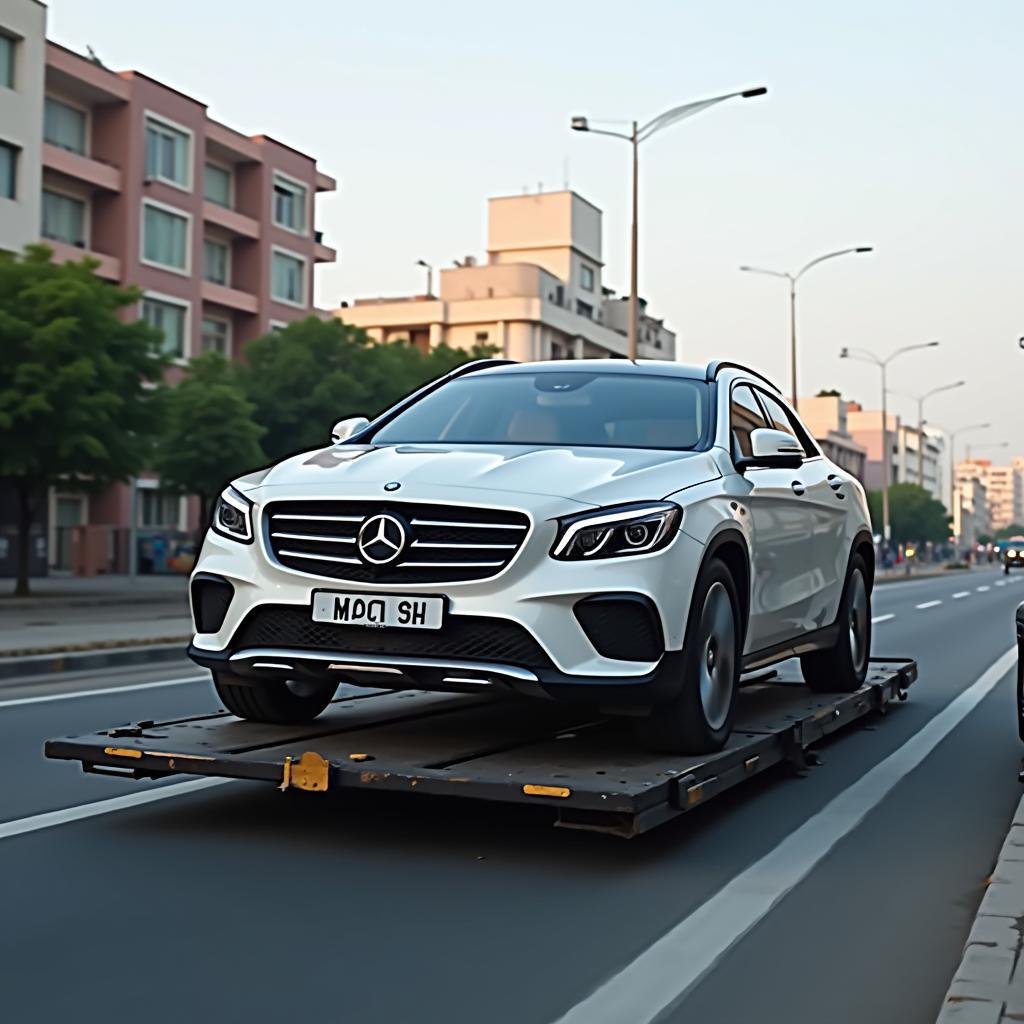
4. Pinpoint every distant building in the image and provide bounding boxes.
[845,405,947,507]
[955,460,1023,532]
[953,469,990,547]
[334,190,676,361]
[795,395,867,482]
